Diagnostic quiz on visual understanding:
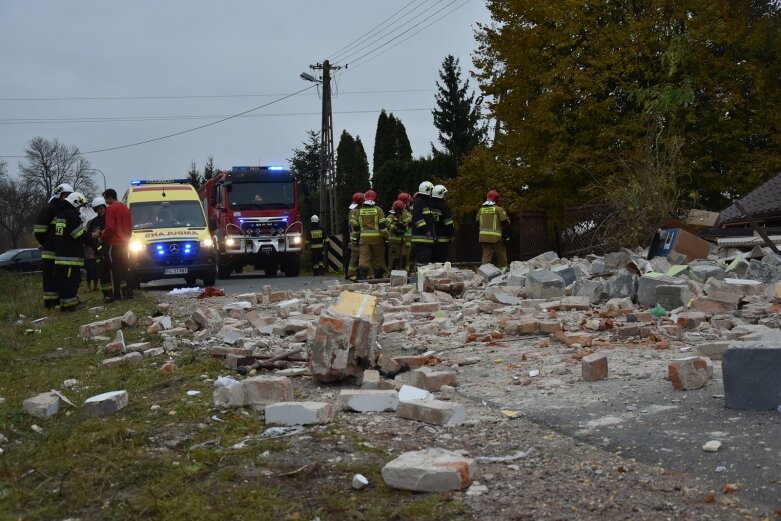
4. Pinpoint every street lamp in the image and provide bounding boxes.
[86,168,107,192]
